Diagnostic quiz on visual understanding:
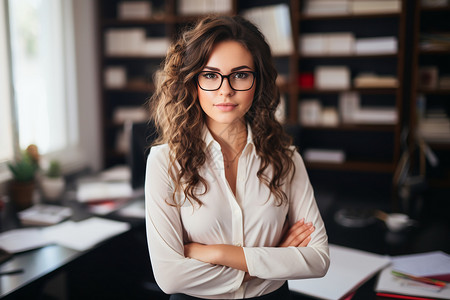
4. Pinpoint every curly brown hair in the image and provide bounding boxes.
[149,15,295,207]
